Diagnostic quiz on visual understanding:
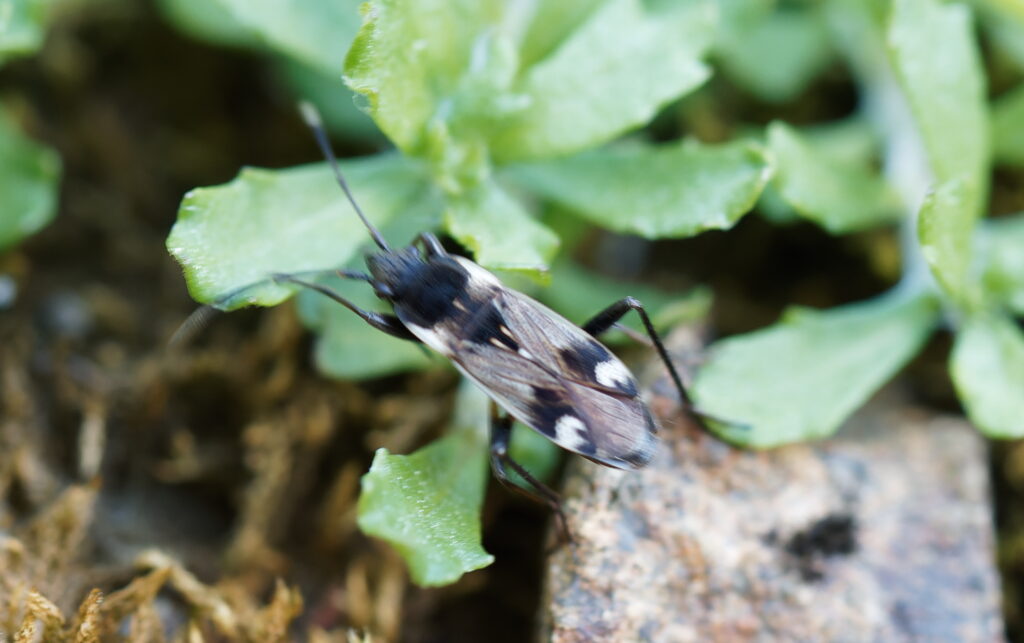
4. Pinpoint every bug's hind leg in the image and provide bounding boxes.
[581,297,745,438]
[488,403,572,546]
[582,297,695,408]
